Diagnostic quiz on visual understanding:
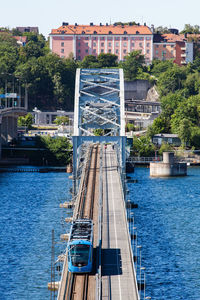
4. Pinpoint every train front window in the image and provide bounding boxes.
[70,245,90,266]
